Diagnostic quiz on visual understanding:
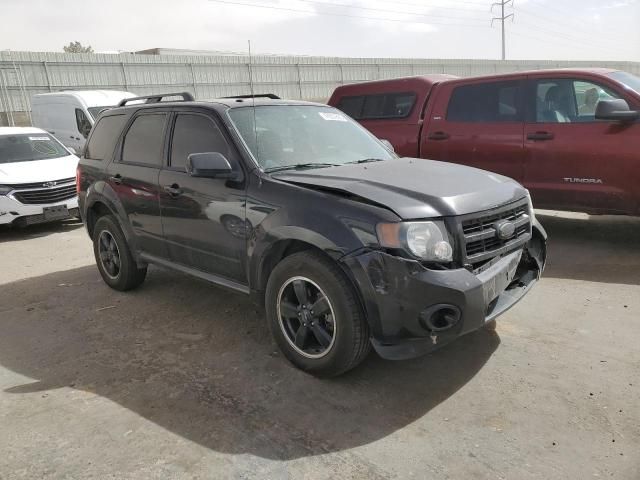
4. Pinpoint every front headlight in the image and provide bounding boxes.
[0,185,11,196]
[377,221,454,262]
